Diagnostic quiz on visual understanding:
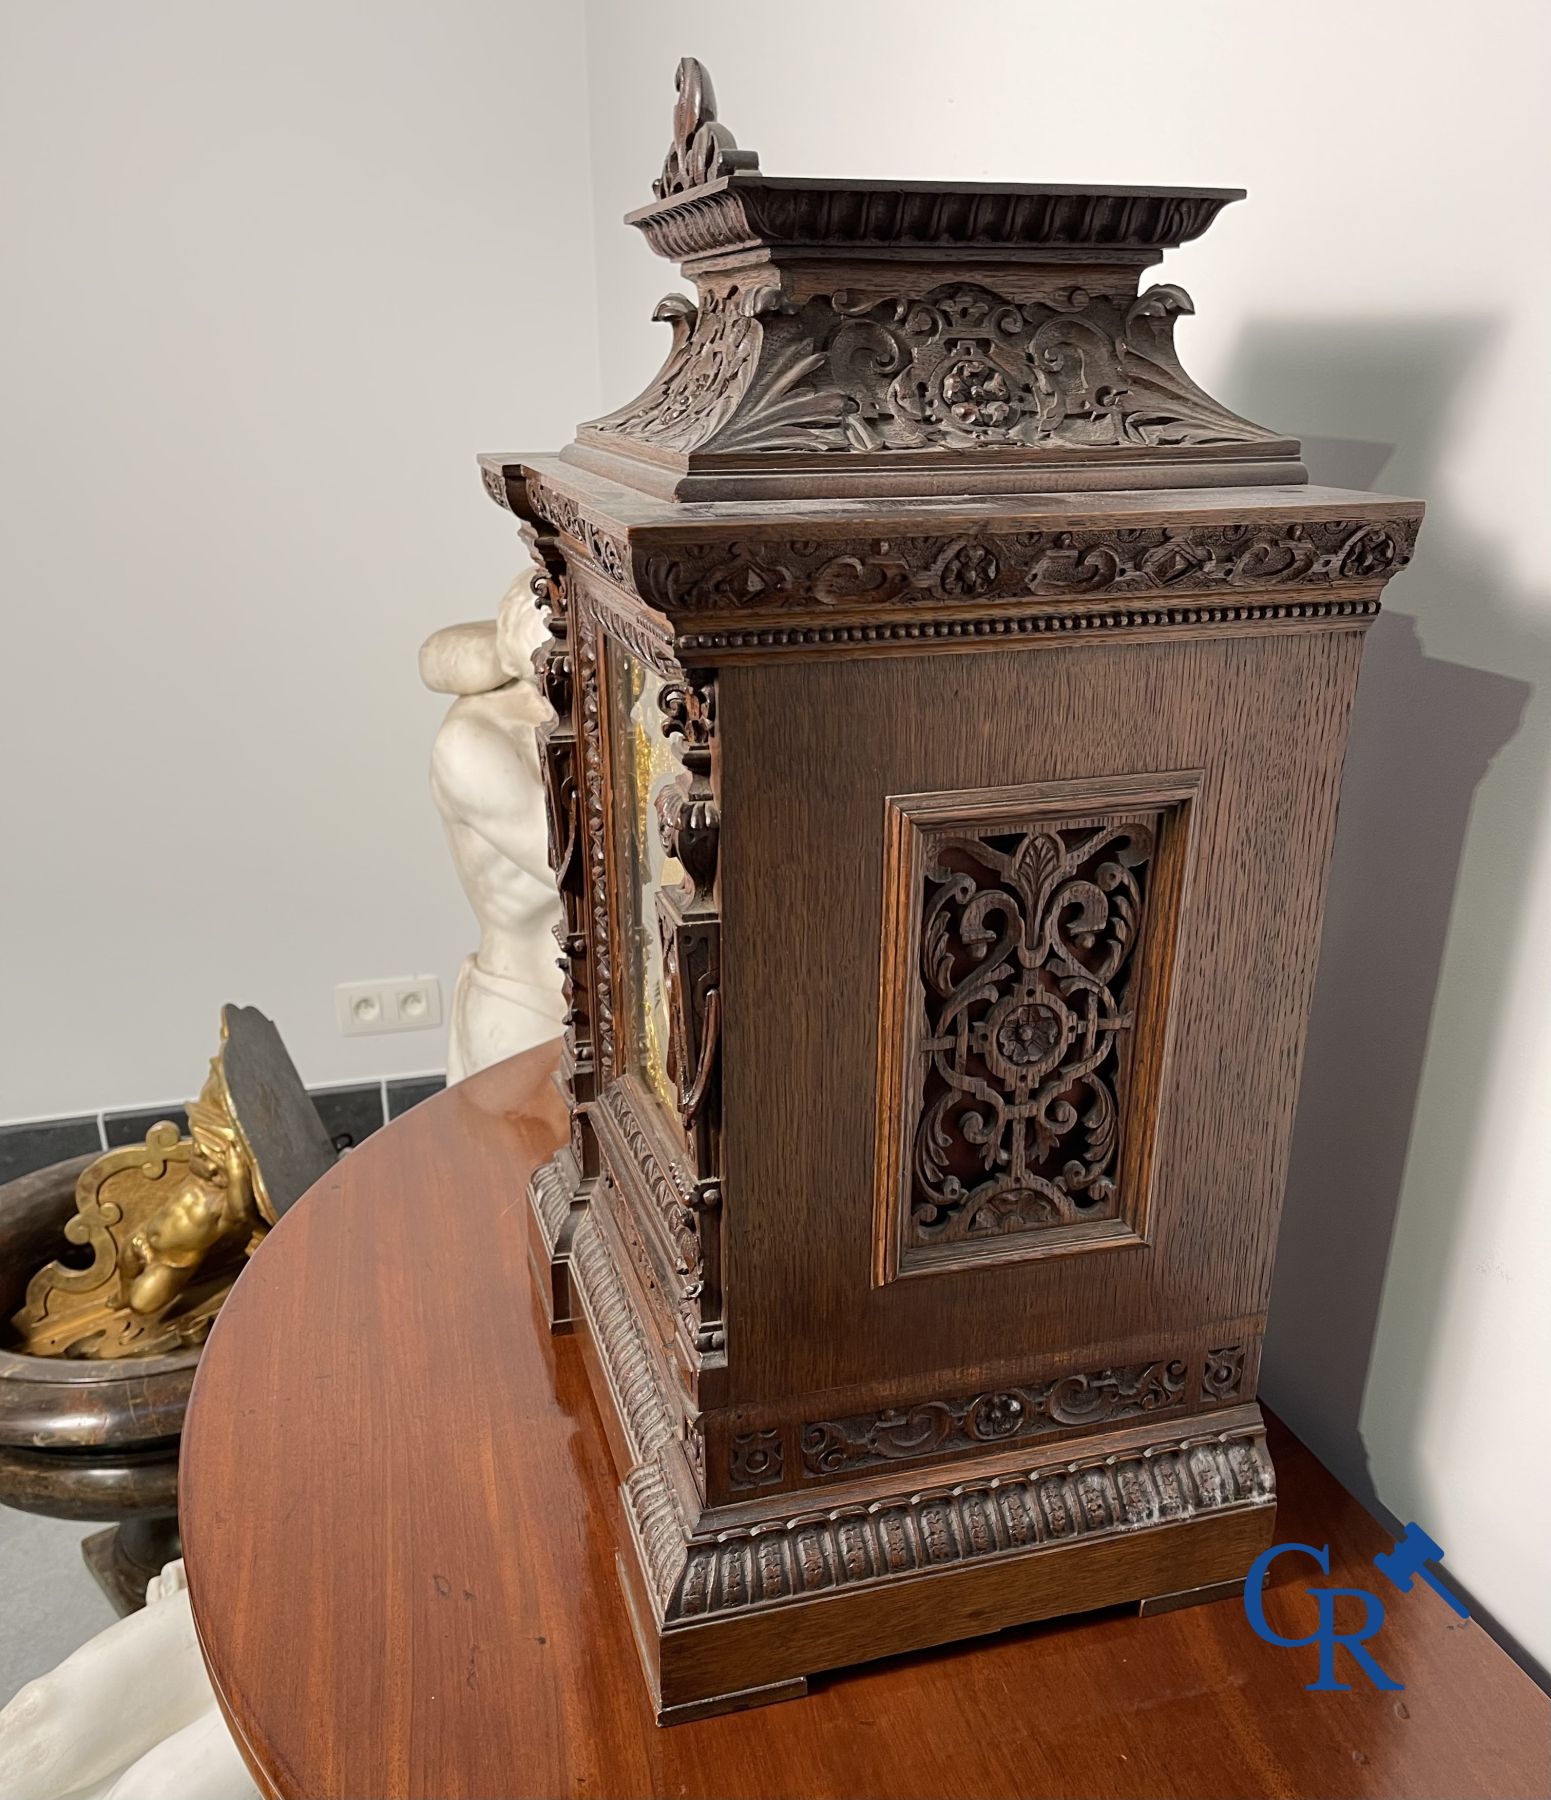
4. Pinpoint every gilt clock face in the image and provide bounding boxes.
[606,639,685,1118]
